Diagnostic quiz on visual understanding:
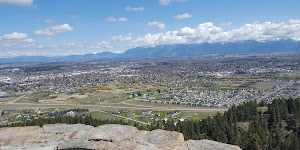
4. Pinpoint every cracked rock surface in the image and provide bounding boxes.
[0,124,241,150]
